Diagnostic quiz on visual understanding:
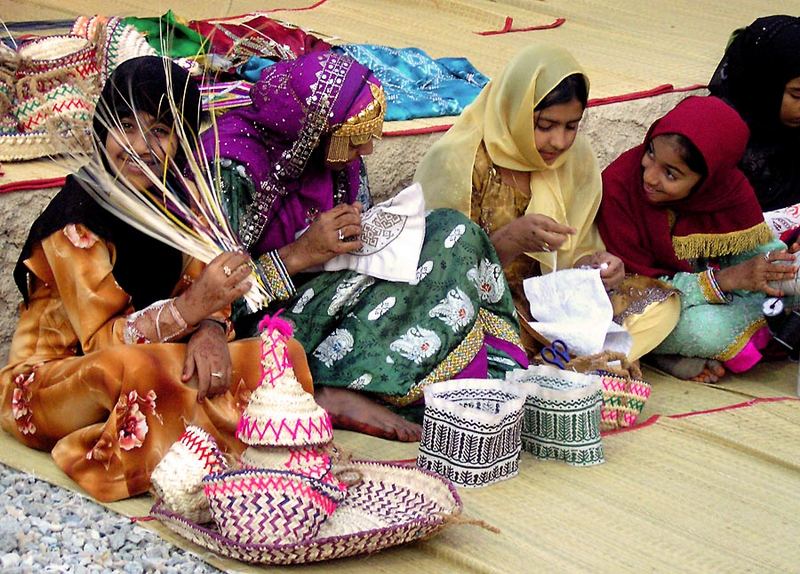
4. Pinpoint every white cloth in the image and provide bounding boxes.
[522,268,632,357]
[763,202,800,240]
[323,182,425,282]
